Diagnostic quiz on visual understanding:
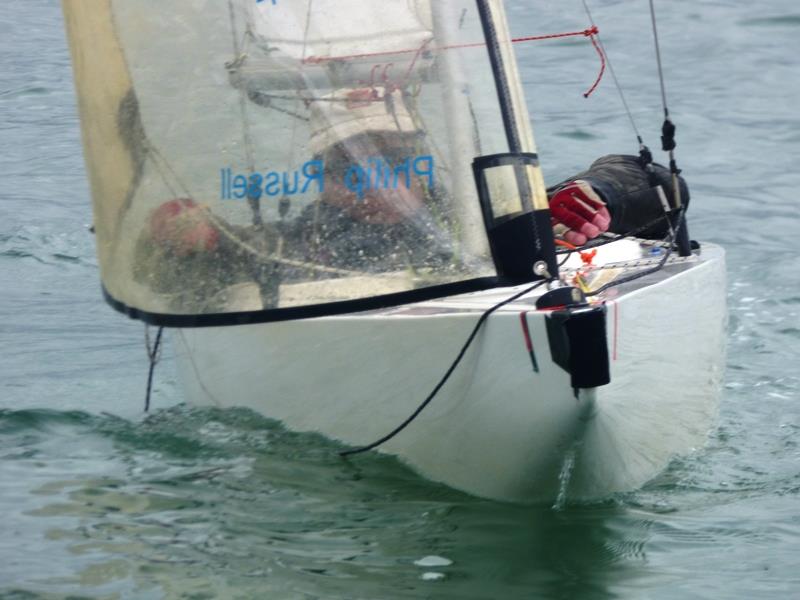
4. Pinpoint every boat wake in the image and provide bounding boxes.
[552,444,579,510]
